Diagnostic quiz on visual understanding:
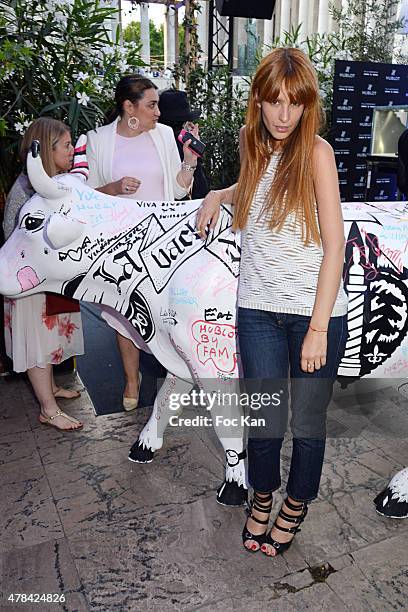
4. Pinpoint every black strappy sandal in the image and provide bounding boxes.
[242,492,273,553]
[261,497,308,556]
